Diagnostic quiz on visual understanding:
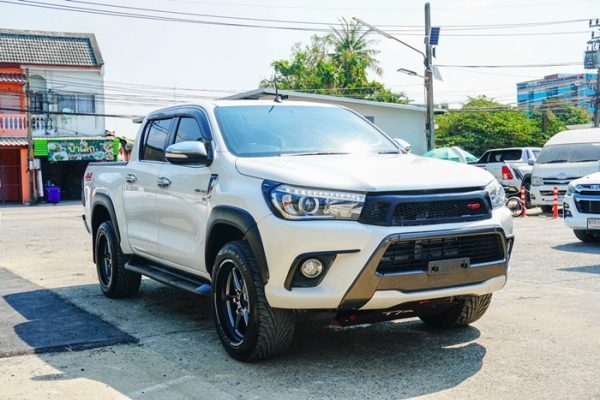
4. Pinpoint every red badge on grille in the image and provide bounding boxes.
[466,203,481,210]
